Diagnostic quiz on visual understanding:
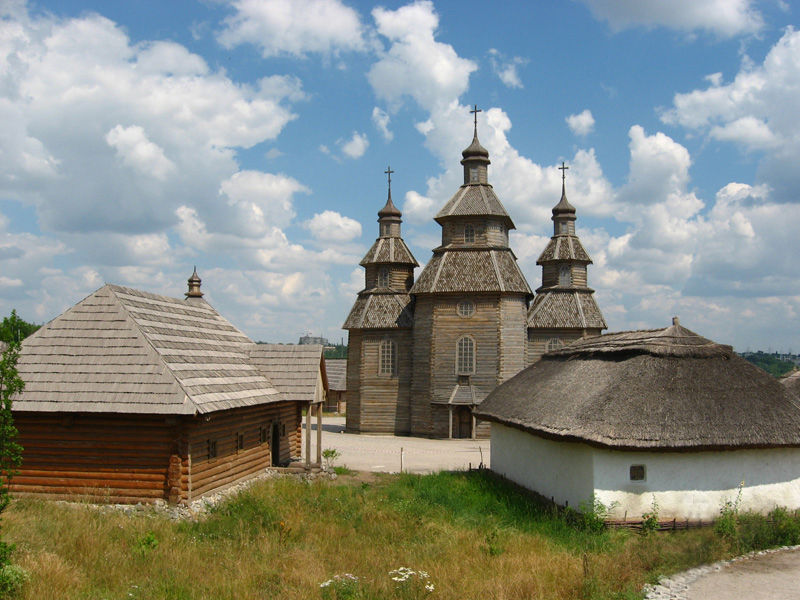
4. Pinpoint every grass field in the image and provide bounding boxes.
[3,470,798,599]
